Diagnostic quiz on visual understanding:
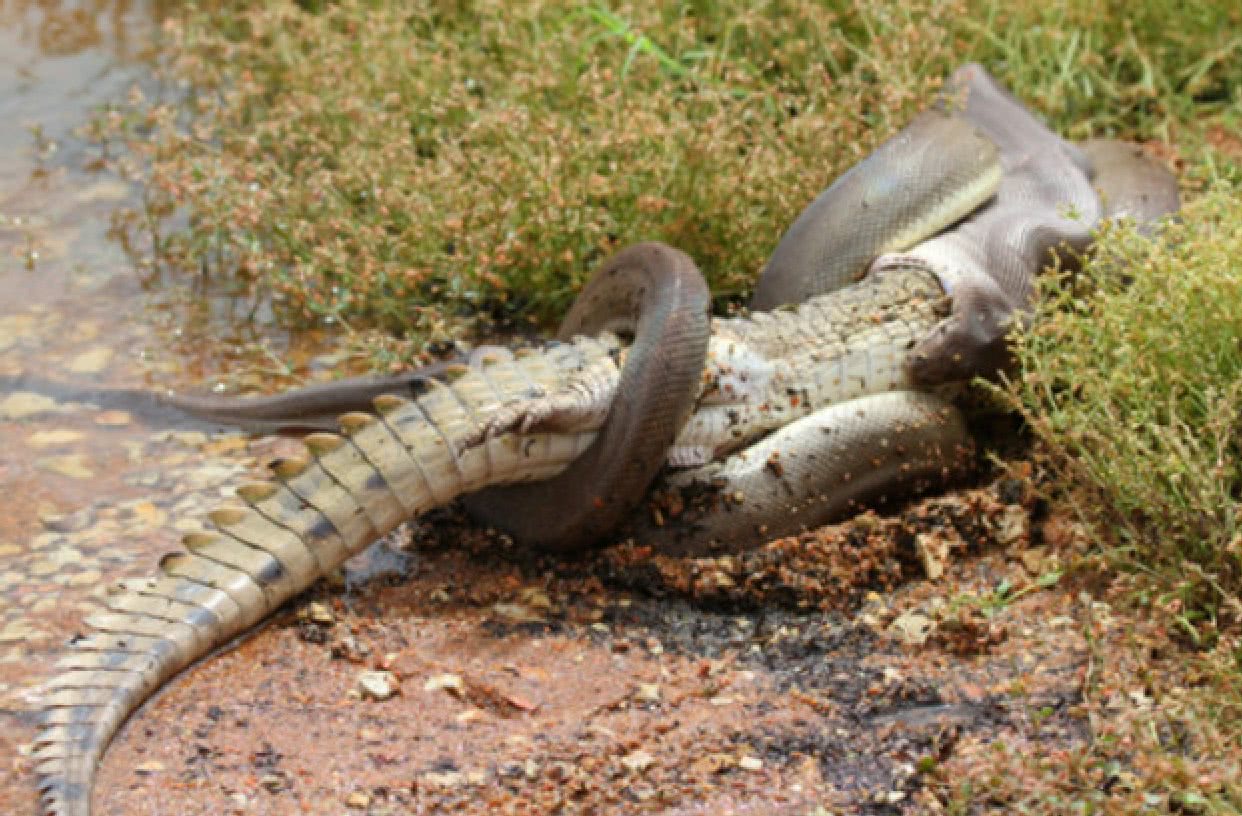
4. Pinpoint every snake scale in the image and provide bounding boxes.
[31,64,1178,815]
